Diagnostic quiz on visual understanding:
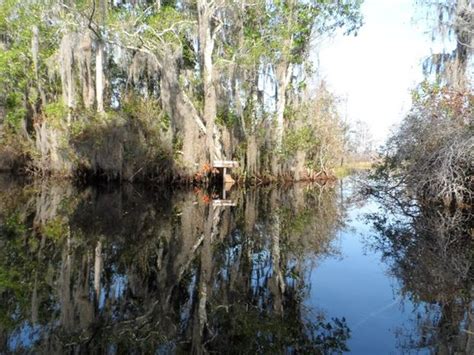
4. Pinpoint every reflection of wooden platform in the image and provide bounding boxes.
[212,199,237,207]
